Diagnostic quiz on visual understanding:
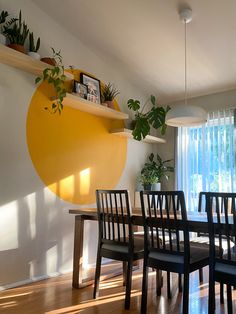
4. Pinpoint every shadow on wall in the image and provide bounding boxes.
[0,187,77,288]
